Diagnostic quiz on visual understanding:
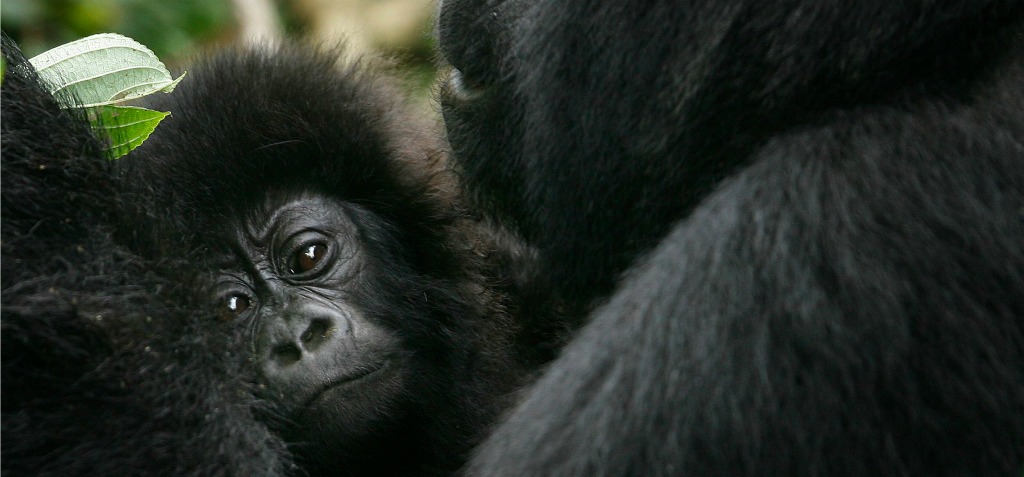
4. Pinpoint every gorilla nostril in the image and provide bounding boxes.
[272,343,301,366]
[300,318,332,351]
